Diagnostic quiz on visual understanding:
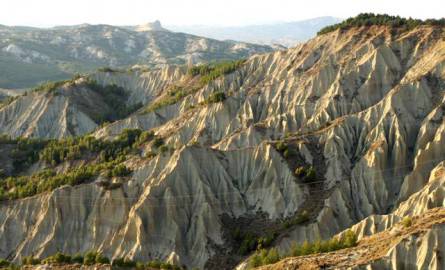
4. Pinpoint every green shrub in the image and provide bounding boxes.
[83,251,97,265]
[159,145,170,154]
[257,234,275,250]
[110,164,132,177]
[71,254,84,264]
[94,253,110,264]
[33,81,66,93]
[98,67,120,73]
[326,237,340,251]
[401,216,412,228]
[204,91,226,104]
[283,210,310,228]
[22,256,41,265]
[188,60,245,84]
[238,233,258,255]
[152,137,165,148]
[144,261,180,270]
[236,231,276,256]
[136,261,146,269]
[0,259,11,267]
[294,166,317,182]
[42,252,71,264]
[147,260,162,268]
[286,231,358,260]
[262,248,280,265]
[303,166,317,182]
[112,257,136,267]
[248,252,262,268]
[283,148,297,158]
[294,167,306,177]
[145,87,187,112]
[290,242,301,257]
[341,230,358,248]
[248,248,280,268]
[136,131,155,145]
[276,141,288,152]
